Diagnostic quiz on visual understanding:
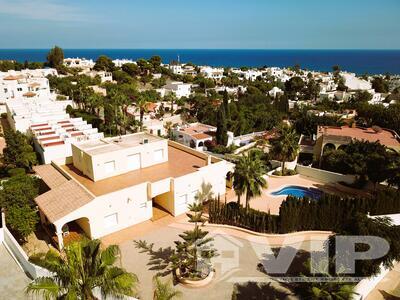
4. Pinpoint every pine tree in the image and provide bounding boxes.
[171,195,217,279]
